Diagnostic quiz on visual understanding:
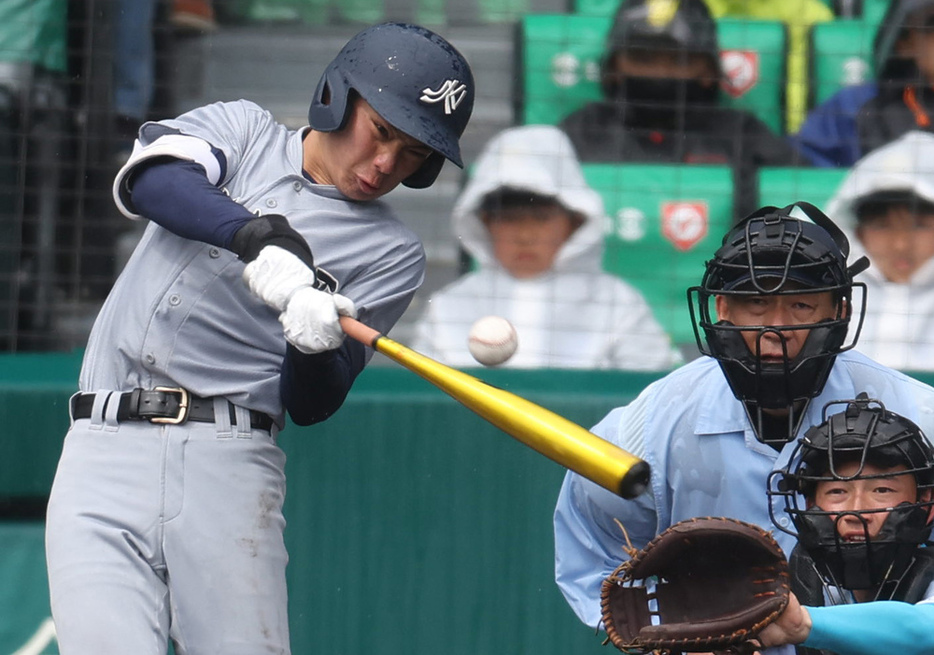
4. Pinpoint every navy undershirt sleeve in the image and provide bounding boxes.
[128,158,256,249]
[133,155,364,417]
[280,340,367,425]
